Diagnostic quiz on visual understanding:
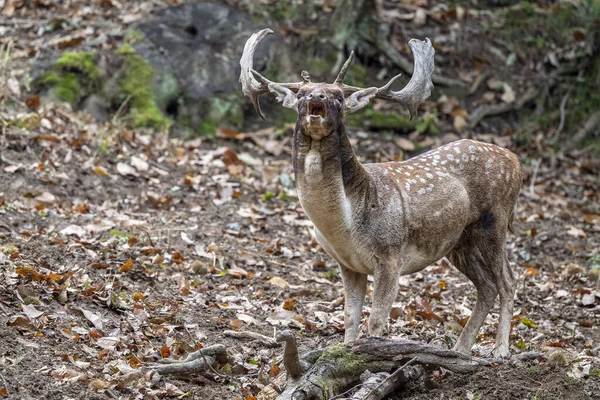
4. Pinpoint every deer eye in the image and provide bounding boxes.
[297,94,303,99]
[336,97,343,103]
